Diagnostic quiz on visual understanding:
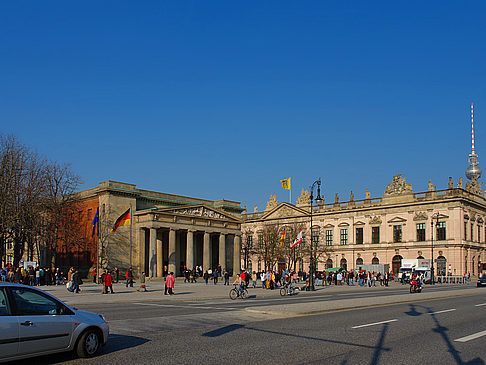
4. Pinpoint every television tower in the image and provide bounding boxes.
[466,102,482,182]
